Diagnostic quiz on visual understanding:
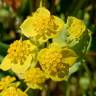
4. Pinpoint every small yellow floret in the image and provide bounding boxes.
[38,44,77,81]
[20,7,64,42]
[0,76,16,91]
[23,68,47,90]
[0,40,37,75]
[67,16,86,39]
[0,86,27,96]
